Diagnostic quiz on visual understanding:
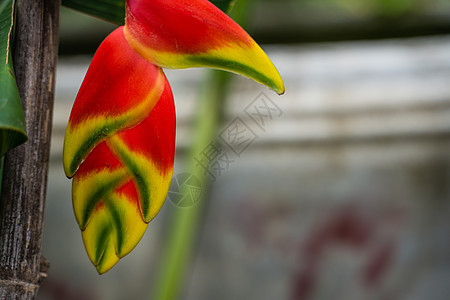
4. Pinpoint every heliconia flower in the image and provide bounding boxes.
[124,0,285,95]
[63,27,175,274]
[64,0,284,274]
